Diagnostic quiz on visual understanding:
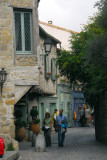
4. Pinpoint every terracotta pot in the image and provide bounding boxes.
[16,127,26,141]
[31,124,40,135]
